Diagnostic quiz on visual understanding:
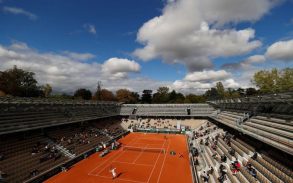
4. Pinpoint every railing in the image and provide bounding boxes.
[208,92,293,105]
[134,128,182,134]
[186,136,200,183]
[23,131,129,183]
[0,96,119,105]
